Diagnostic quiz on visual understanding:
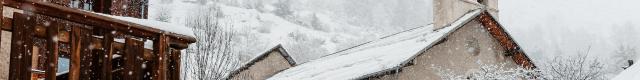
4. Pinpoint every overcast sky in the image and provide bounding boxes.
[500,0,640,61]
